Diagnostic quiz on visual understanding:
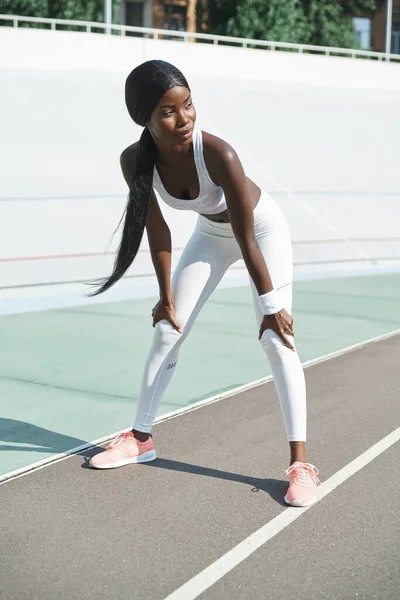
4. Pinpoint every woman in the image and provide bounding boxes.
[89,60,321,507]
